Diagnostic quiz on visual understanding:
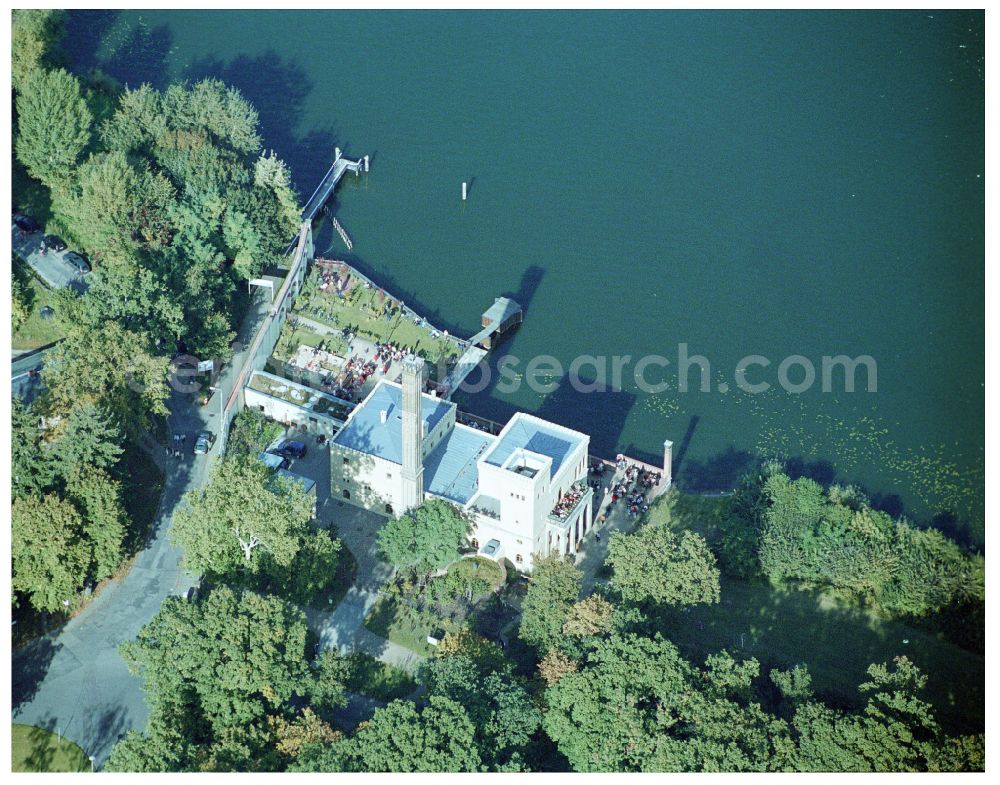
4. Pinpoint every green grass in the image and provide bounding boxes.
[363,559,504,656]
[445,556,506,593]
[364,595,461,657]
[11,724,90,772]
[12,259,66,352]
[645,491,985,736]
[343,651,417,700]
[295,284,461,364]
